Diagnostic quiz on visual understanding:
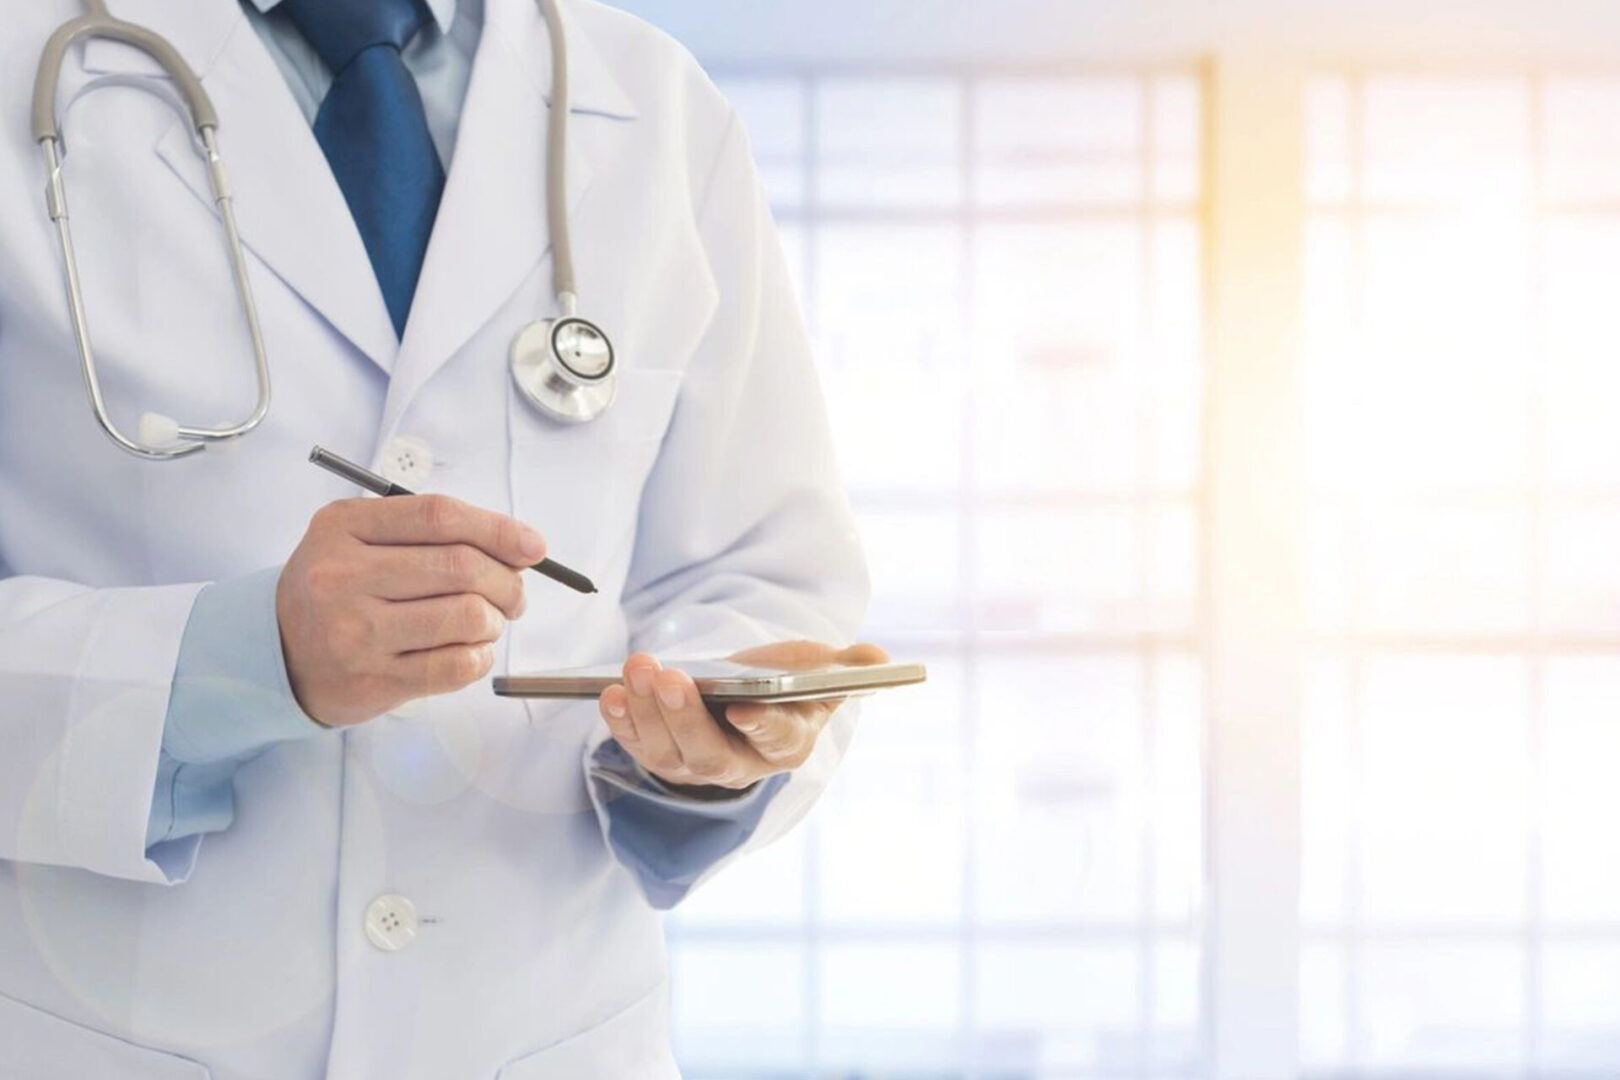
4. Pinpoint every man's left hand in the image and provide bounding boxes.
[597,640,889,796]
